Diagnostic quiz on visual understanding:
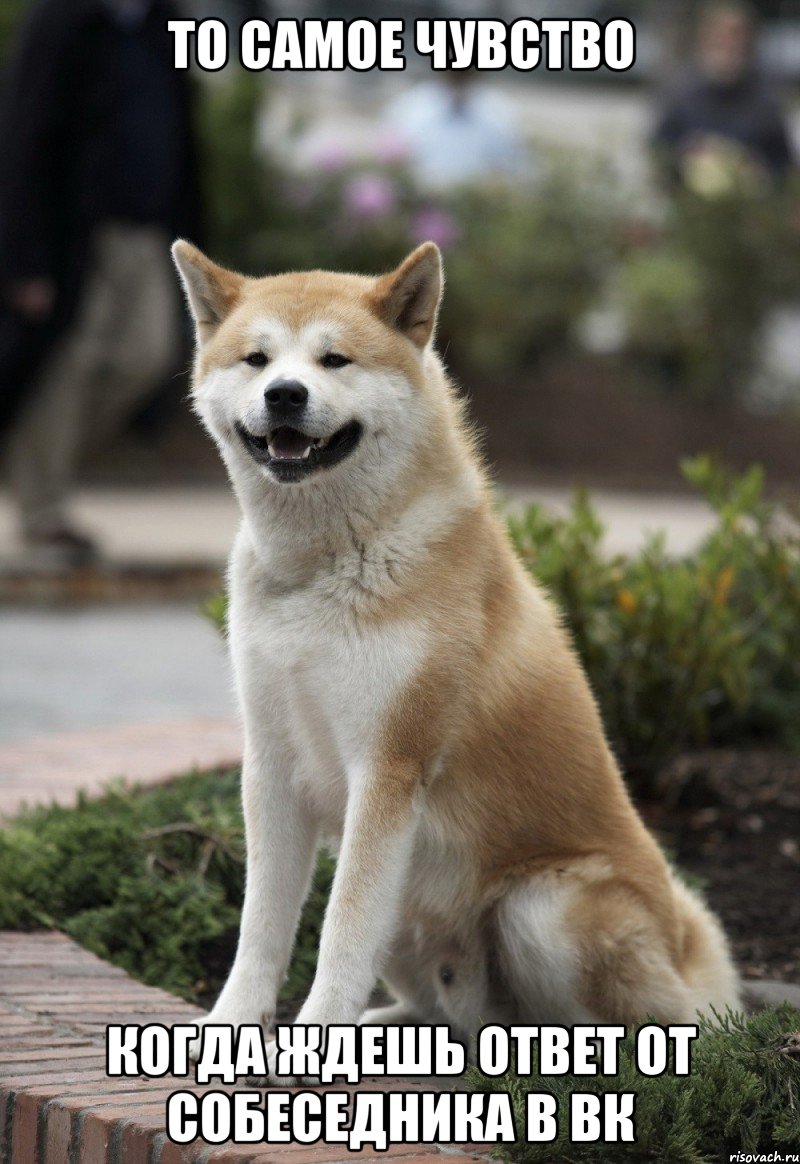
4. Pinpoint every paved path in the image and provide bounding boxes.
[0,606,234,744]
[0,488,238,570]
[0,485,717,566]
[0,602,239,814]
[0,604,239,815]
